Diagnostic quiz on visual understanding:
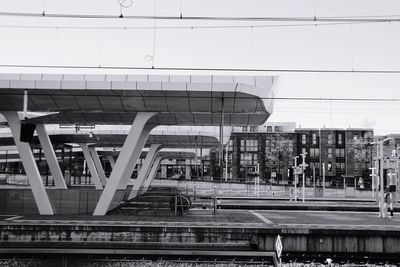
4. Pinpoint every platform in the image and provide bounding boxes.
[0,209,399,259]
